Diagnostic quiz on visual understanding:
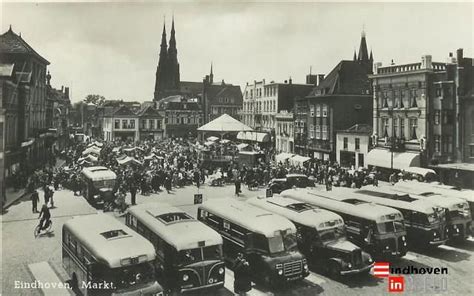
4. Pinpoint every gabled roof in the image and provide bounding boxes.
[207,84,243,103]
[136,105,162,118]
[308,60,370,97]
[0,27,50,65]
[197,113,252,132]
[112,105,136,117]
[180,81,203,95]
